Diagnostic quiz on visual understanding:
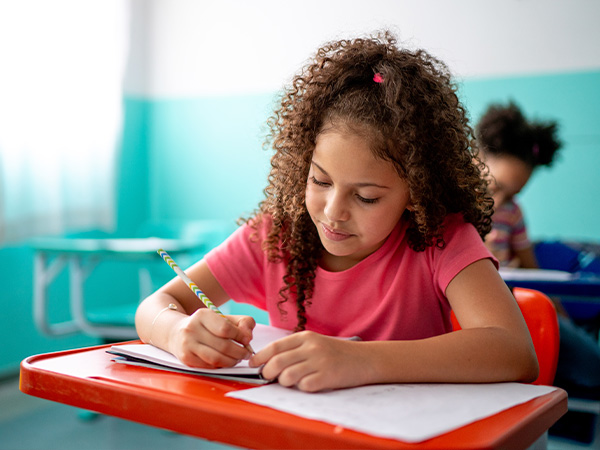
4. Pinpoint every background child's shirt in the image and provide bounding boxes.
[486,199,532,267]
[205,215,495,341]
